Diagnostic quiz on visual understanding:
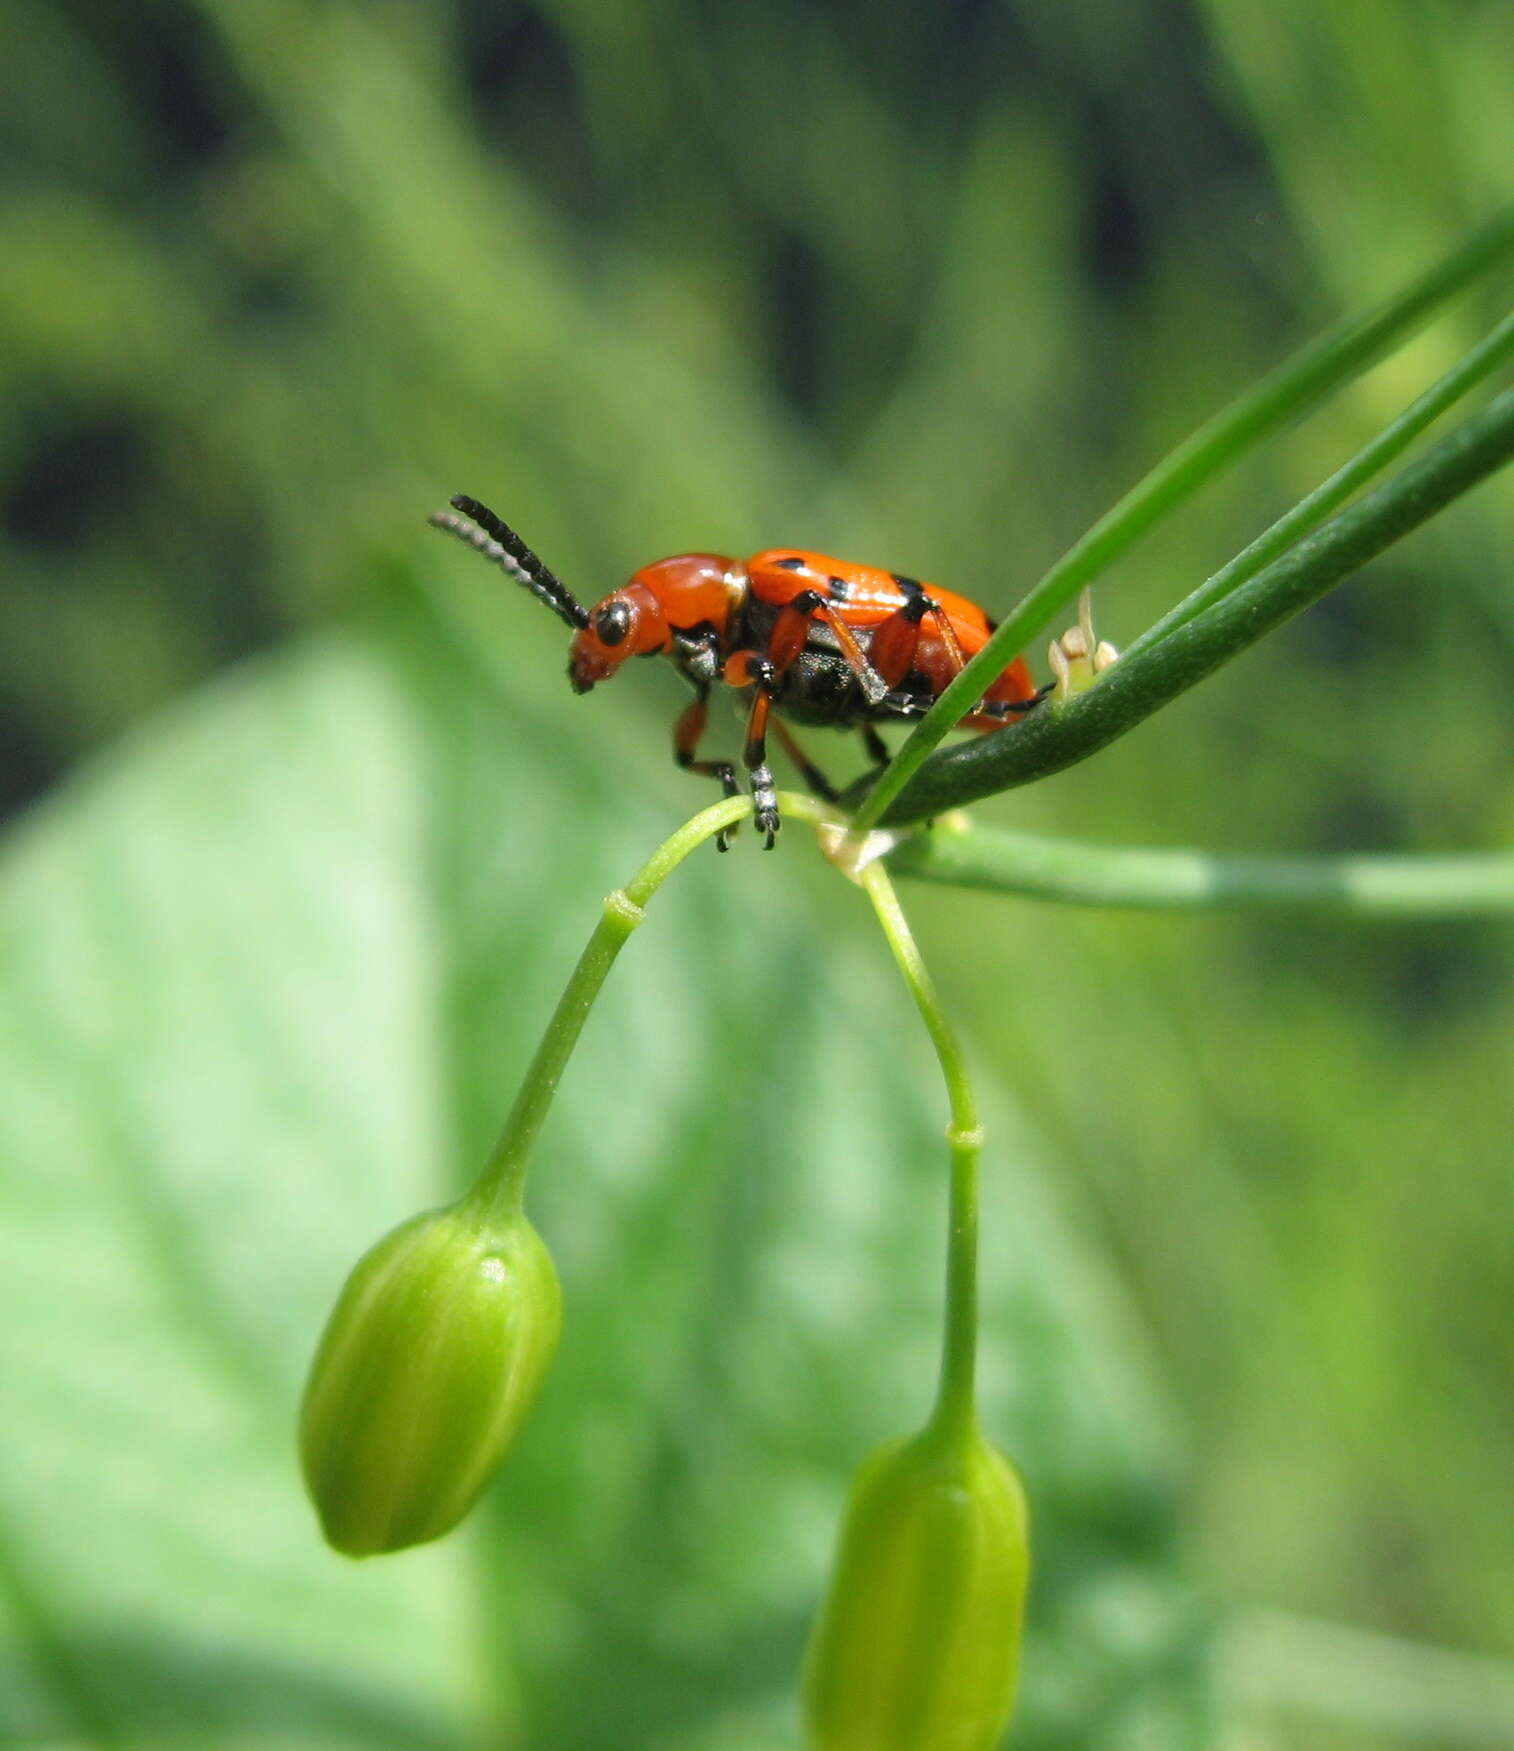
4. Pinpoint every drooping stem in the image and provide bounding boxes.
[858,858,982,1439]
[472,794,746,1218]
[472,791,839,1221]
